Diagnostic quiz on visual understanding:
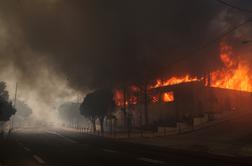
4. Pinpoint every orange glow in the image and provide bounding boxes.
[210,41,252,92]
[114,41,252,107]
[150,75,200,89]
[151,94,159,103]
[162,92,174,102]
[219,41,236,68]
[130,85,140,92]
[114,85,139,107]
[128,96,138,105]
[114,89,124,107]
